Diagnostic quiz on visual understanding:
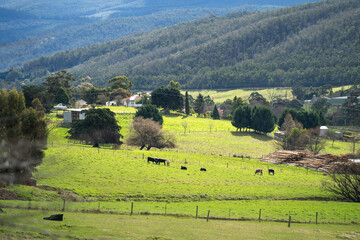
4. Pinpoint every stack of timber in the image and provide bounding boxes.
[260,150,350,173]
